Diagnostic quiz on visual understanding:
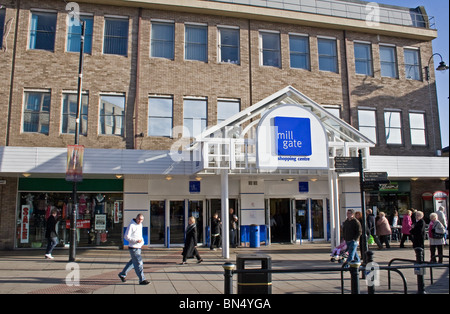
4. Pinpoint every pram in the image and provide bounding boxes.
[330,240,348,263]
